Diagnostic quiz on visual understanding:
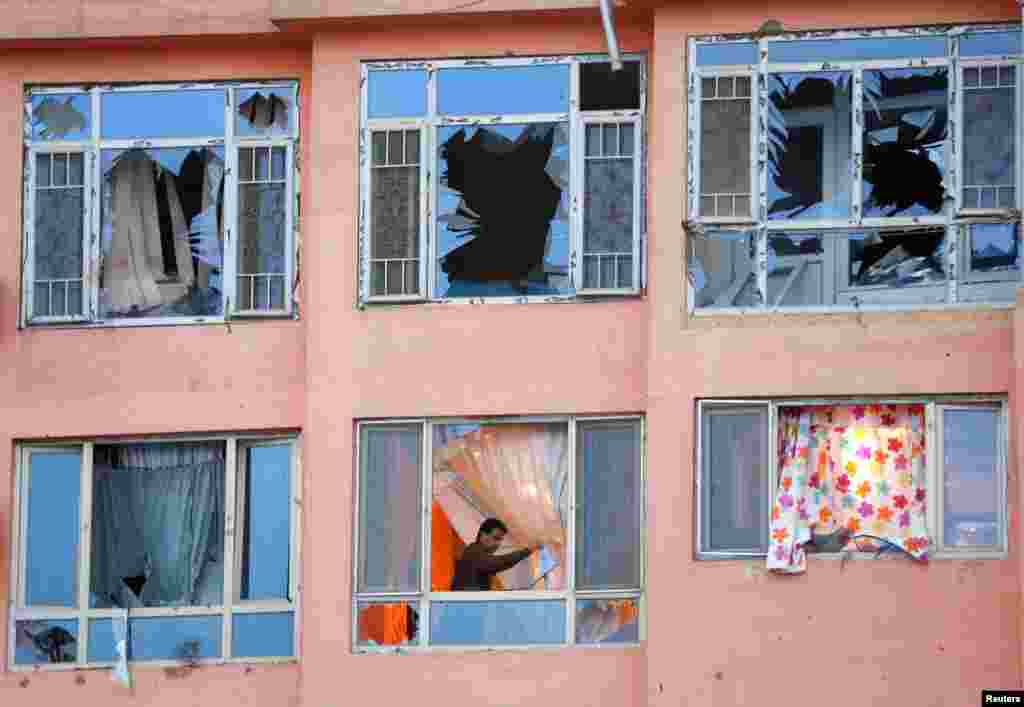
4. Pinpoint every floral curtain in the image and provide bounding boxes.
[768,404,930,574]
